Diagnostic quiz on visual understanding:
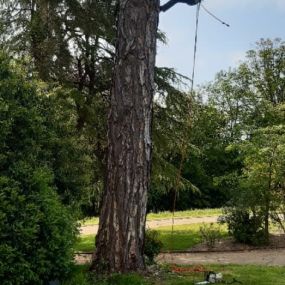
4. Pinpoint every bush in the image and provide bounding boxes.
[224,208,267,246]
[0,173,77,285]
[0,54,78,284]
[199,223,222,248]
[144,229,163,264]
